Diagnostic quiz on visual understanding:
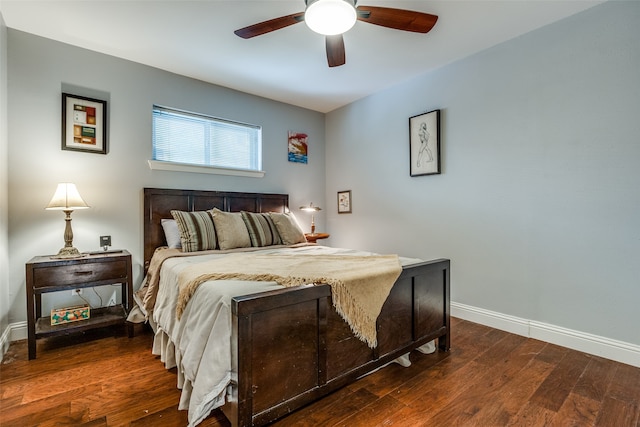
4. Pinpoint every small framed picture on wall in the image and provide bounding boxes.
[409,109,440,176]
[337,190,352,214]
[288,131,308,164]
